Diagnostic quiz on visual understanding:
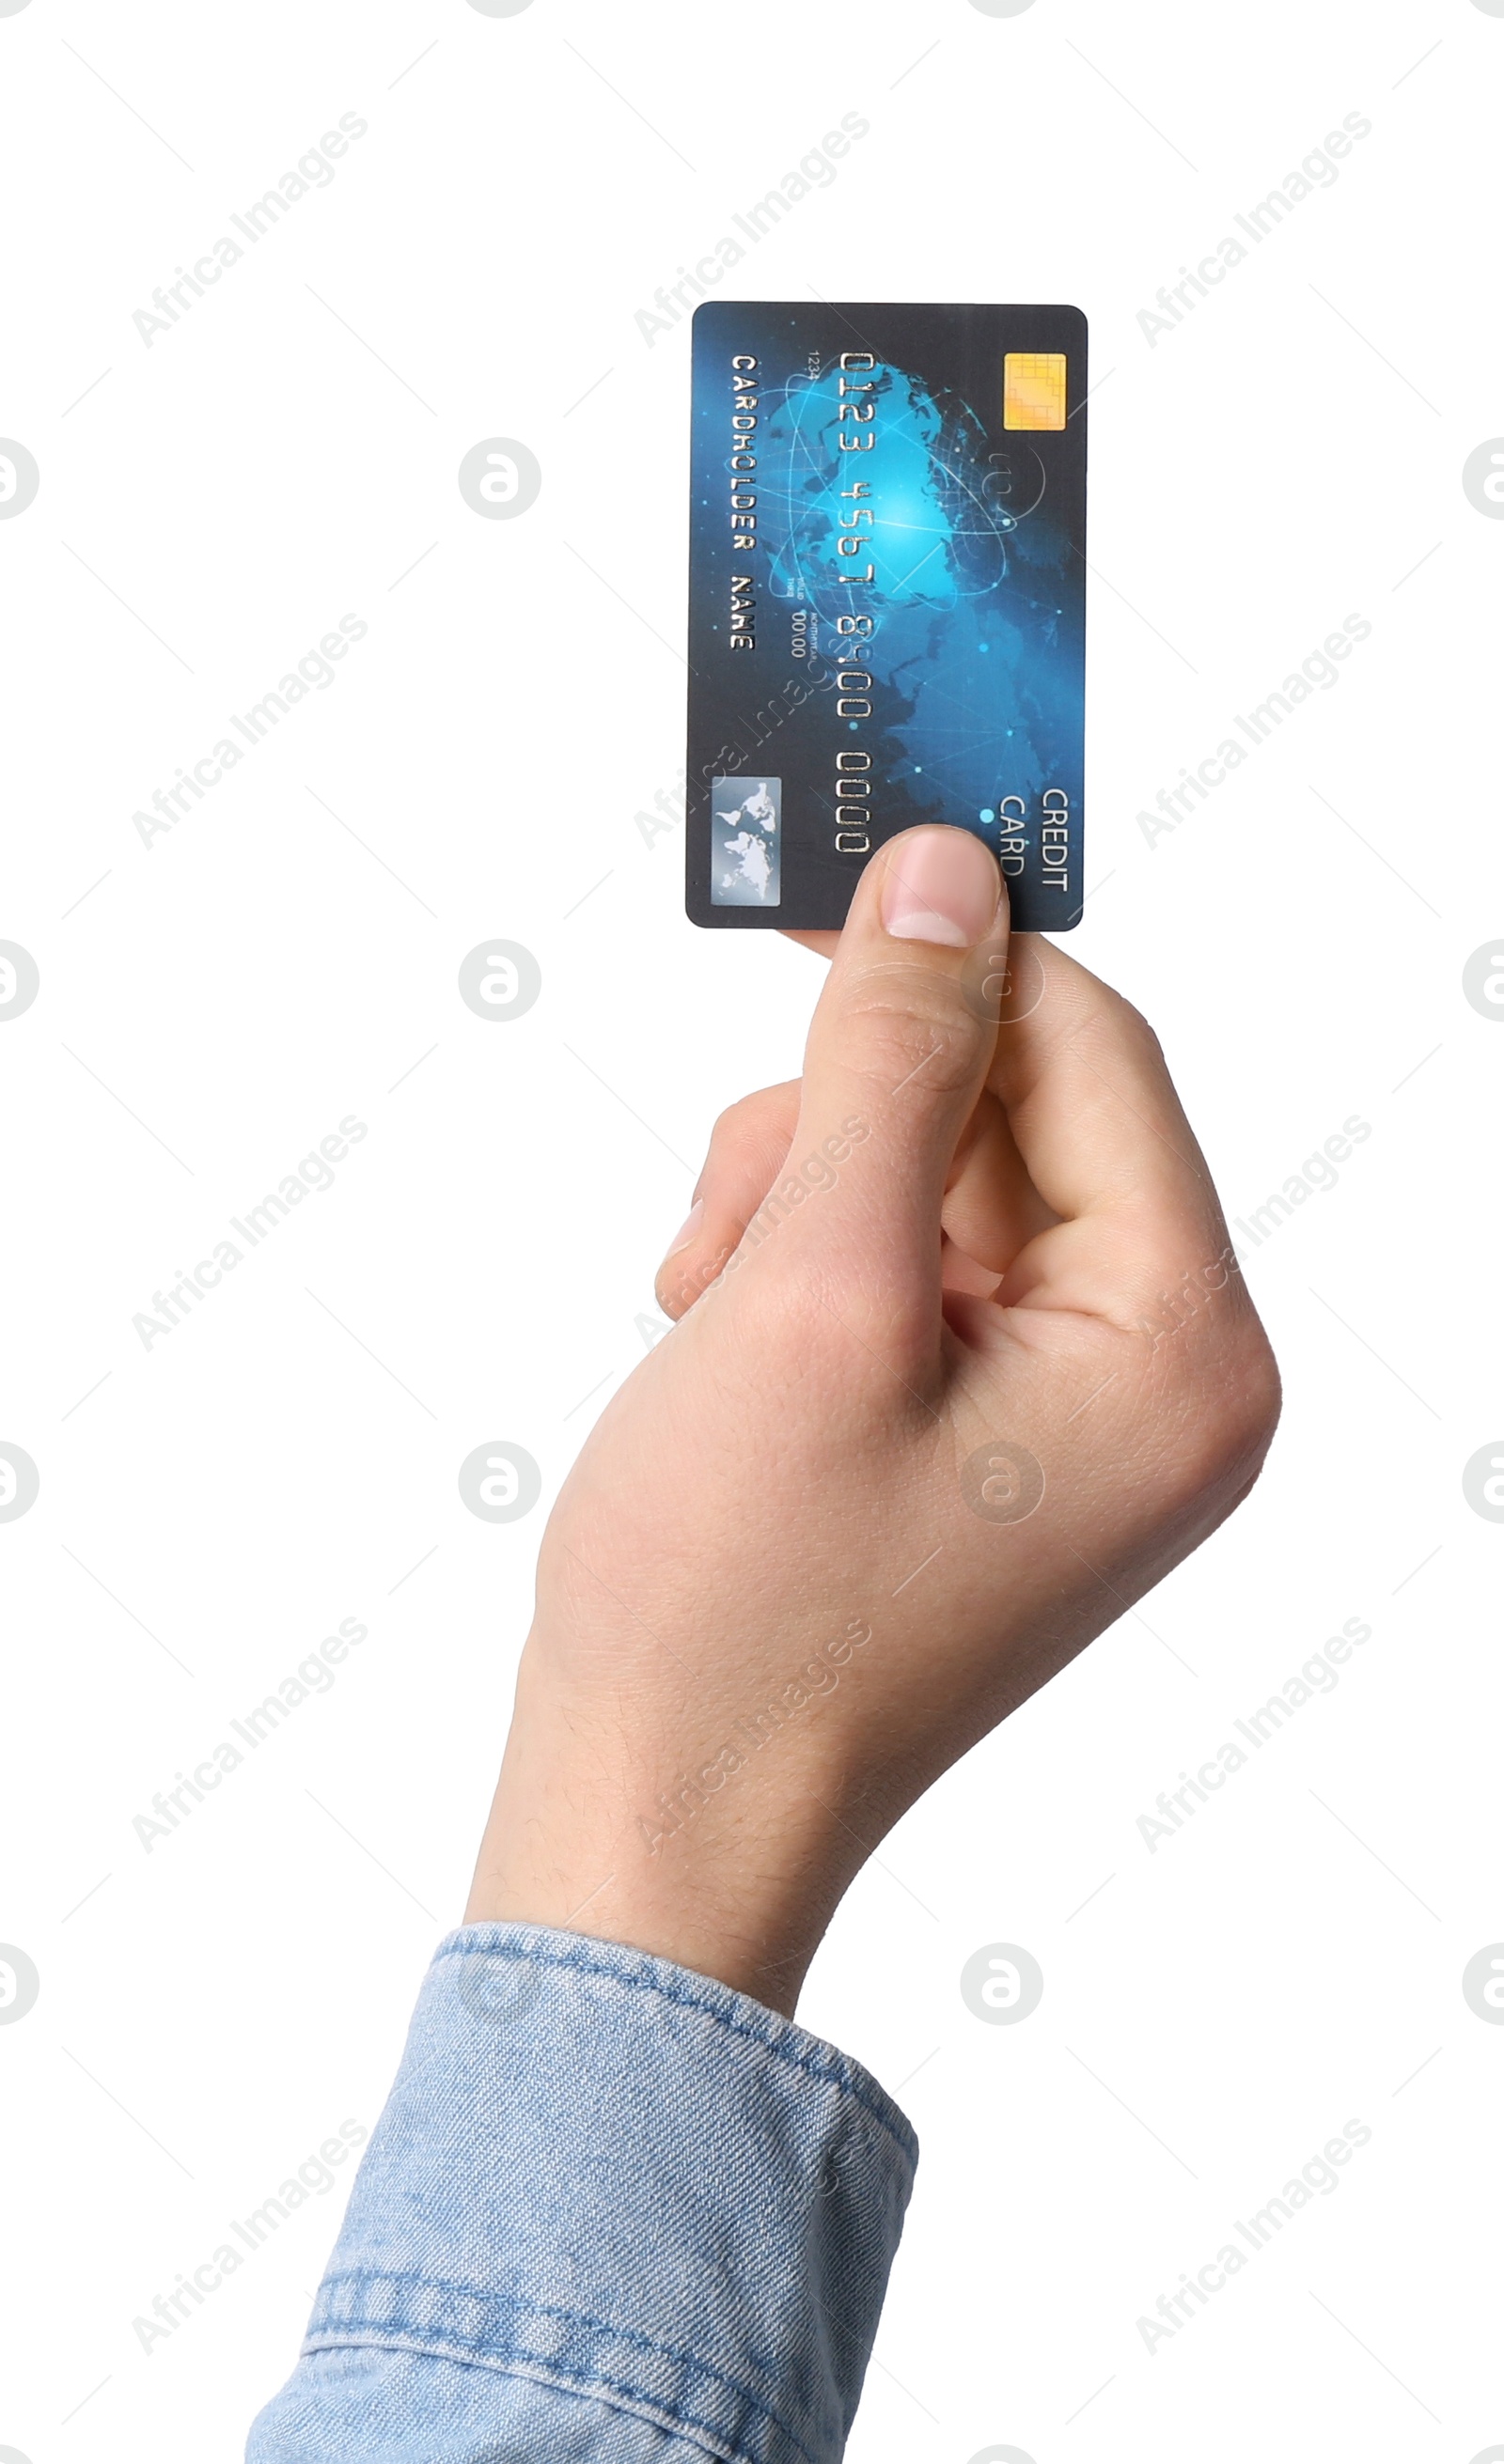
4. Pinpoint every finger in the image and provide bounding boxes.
[790,825,1007,1302]
[789,914,1051,1279]
[939,1230,1008,1299]
[661,1076,1051,1310]
[941,1087,1058,1275]
[984,937,1231,1320]
[654,1081,799,1318]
